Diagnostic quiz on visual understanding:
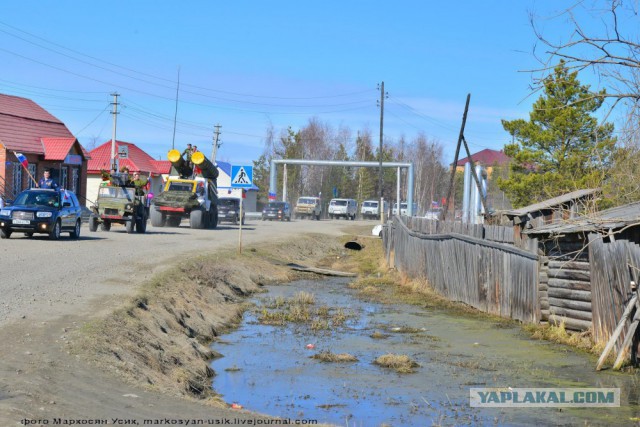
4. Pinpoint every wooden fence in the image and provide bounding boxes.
[385,217,539,323]
[589,234,640,349]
